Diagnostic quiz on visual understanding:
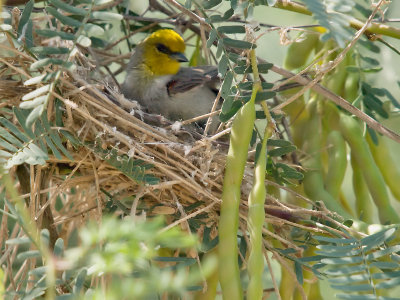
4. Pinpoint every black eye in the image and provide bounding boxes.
[156,43,170,54]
